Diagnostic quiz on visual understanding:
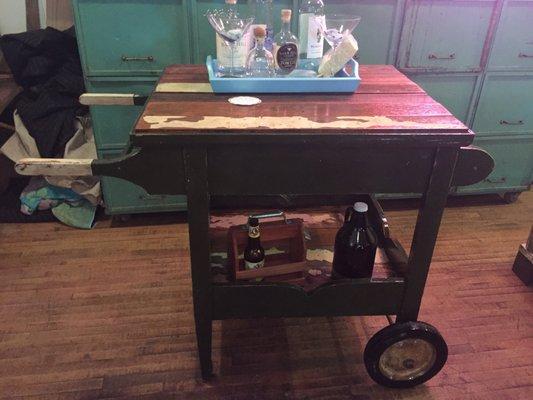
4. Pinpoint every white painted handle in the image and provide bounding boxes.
[79,93,139,106]
[15,158,94,177]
